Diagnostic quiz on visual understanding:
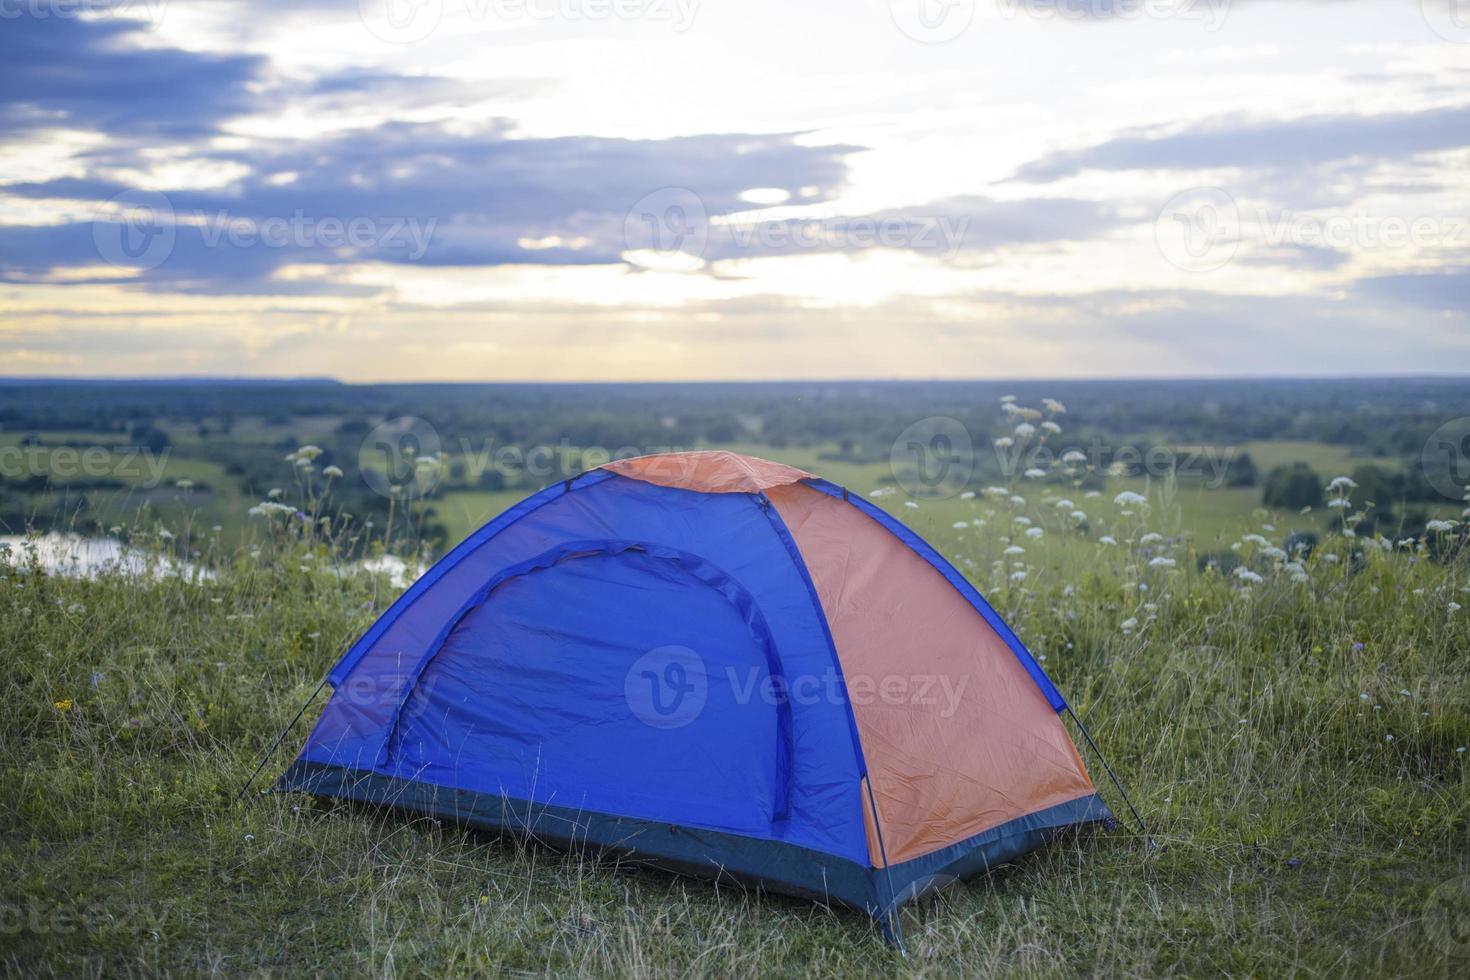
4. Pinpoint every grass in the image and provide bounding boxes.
[3,475,1469,977]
